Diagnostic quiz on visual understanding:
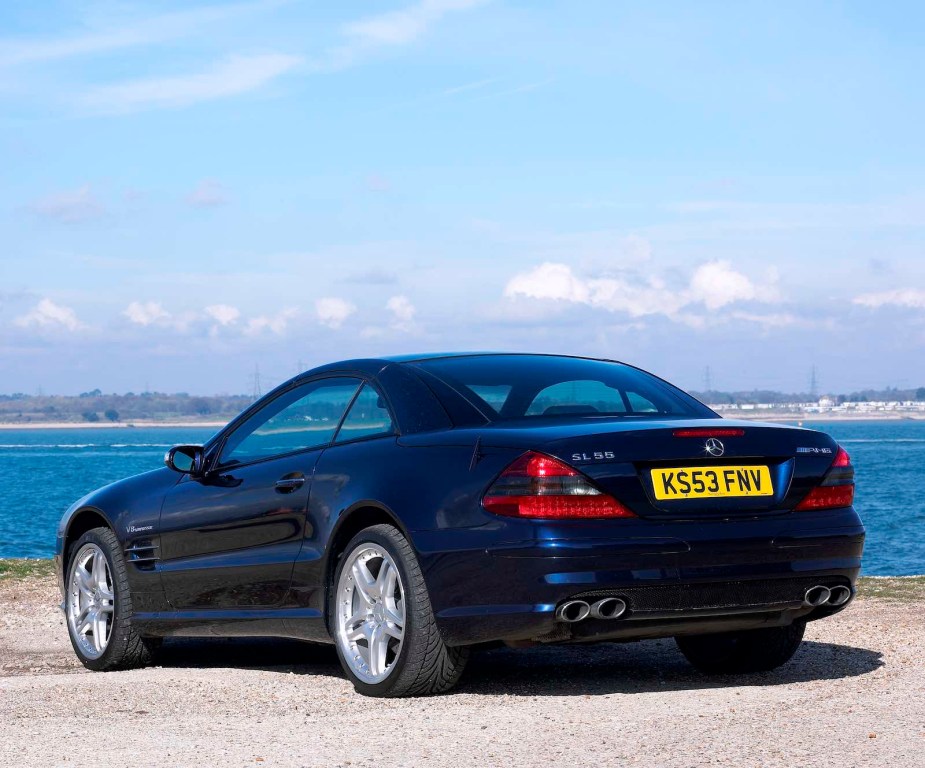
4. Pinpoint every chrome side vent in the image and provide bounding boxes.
[125,539,159,570]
